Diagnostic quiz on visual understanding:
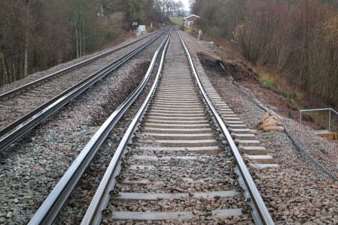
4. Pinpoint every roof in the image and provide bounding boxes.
[184,14,200,20]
